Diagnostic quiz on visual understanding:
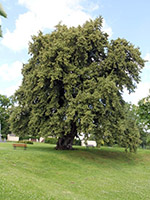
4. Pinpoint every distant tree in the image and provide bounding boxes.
[89,103,141,152]
[138,95,150,128]
[0,3,7,37]
[118,103,141,152]
[137,94,150,148]
[0,95,12,137]
[9,17,144,150]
